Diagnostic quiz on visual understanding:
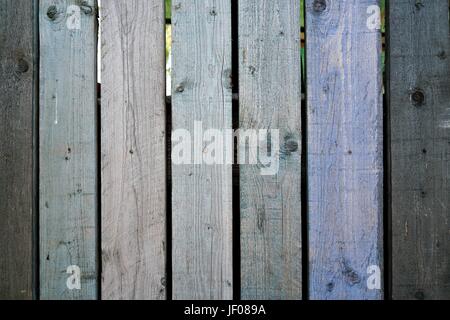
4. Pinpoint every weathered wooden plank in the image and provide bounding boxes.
[171,0,233,300]
[39,0,98,299]
[101,0,167,300]
[239,0,302,300]
[306,0,384,299]
[389,0,450,300]
[0,0,36,300]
